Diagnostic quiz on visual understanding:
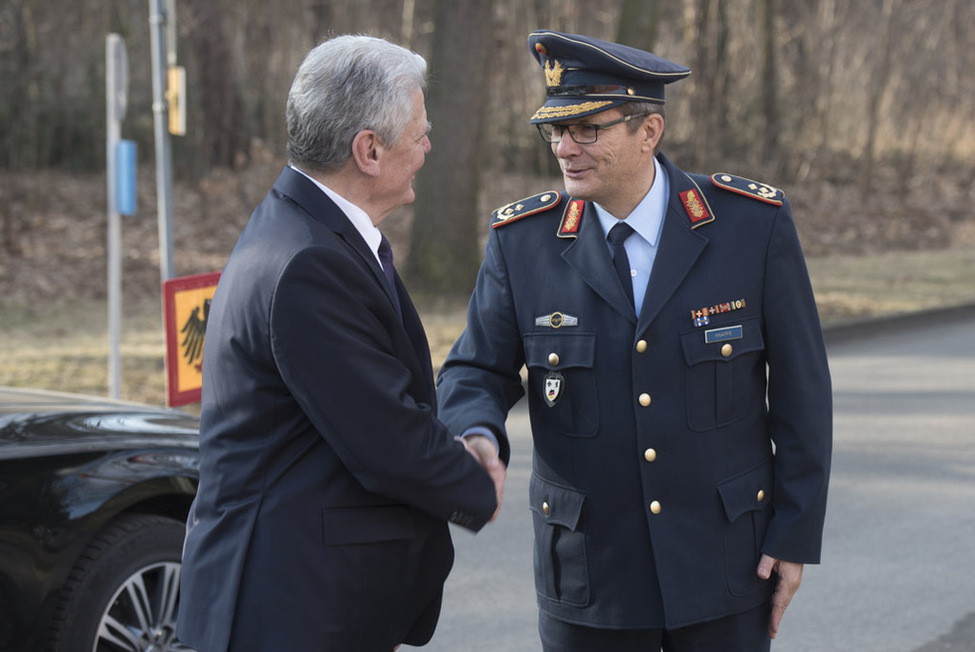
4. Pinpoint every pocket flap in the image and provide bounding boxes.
[523,333,595,370]
[717,462,773,523]
[529,474,585,530]
[681,317,764,366]
[322,505,415,546]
